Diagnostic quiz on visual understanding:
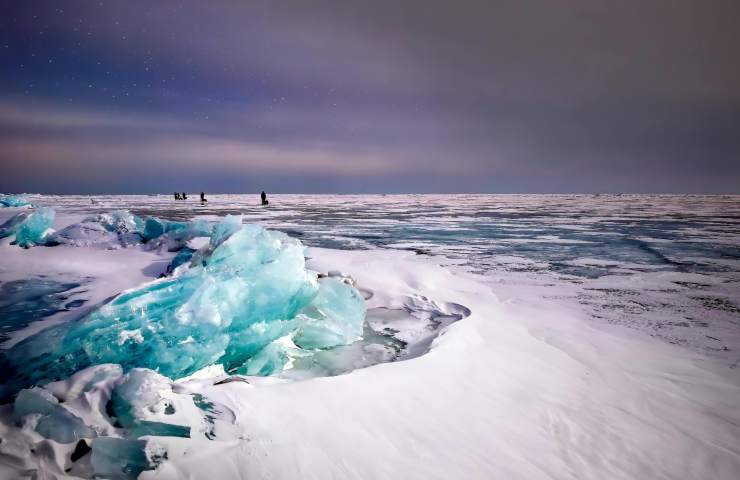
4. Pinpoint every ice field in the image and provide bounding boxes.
[0,194,739,479]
